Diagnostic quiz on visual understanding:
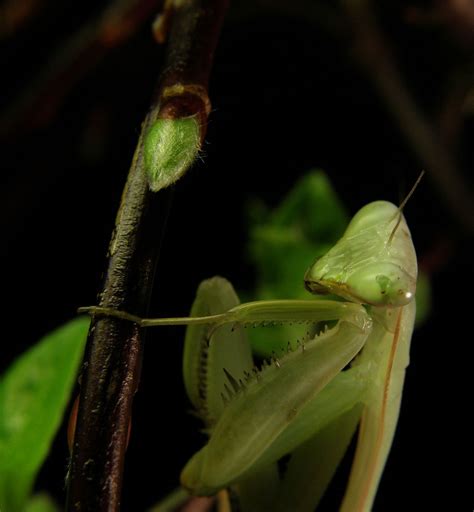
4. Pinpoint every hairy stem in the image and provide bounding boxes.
[66,1,228,510]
